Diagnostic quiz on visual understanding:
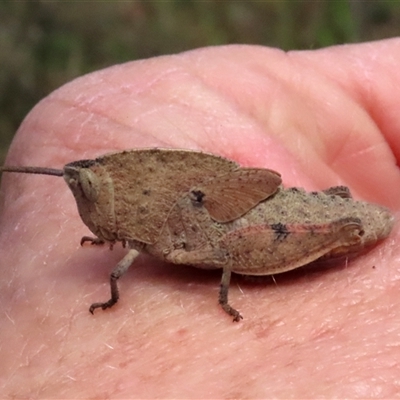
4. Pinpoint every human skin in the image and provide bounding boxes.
[1,40,400,398]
